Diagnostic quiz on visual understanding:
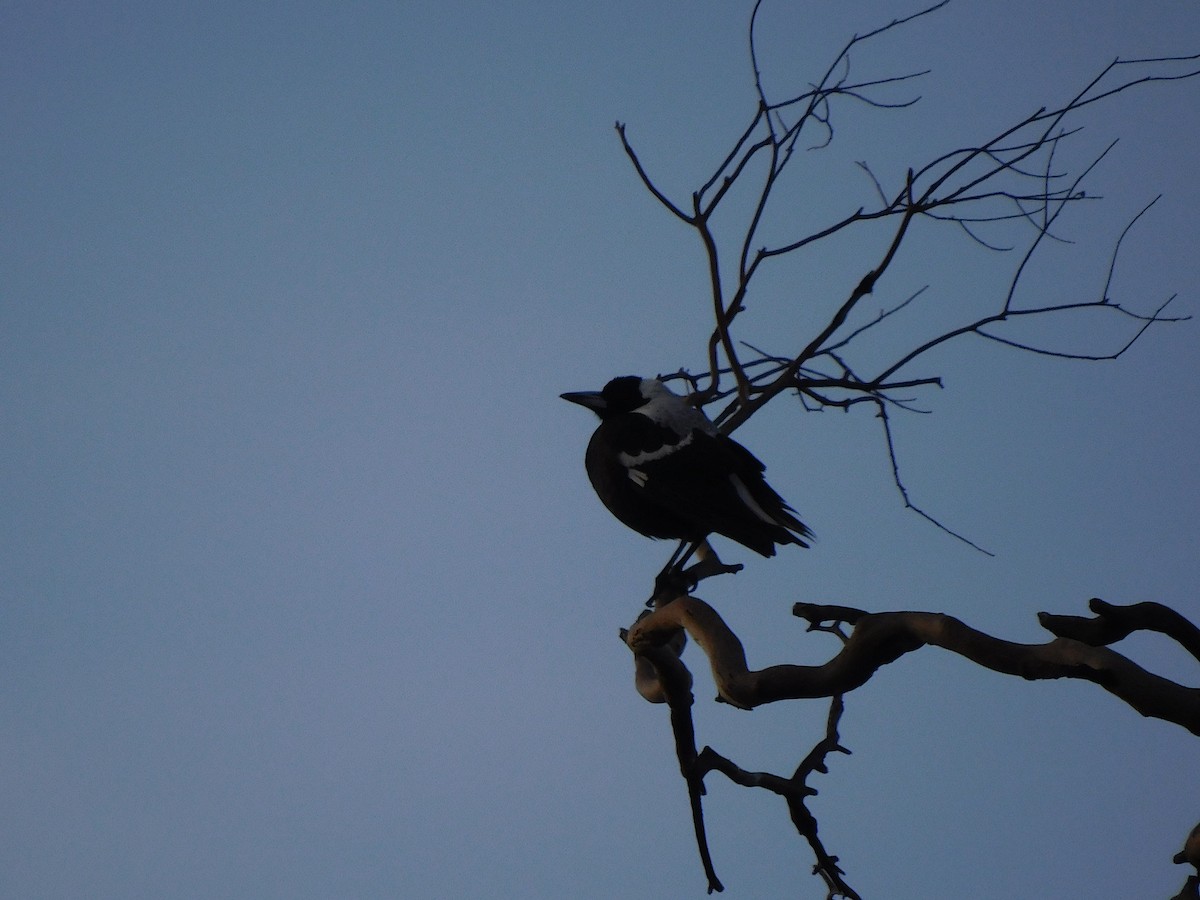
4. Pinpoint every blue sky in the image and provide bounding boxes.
[2,2,1198,898]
